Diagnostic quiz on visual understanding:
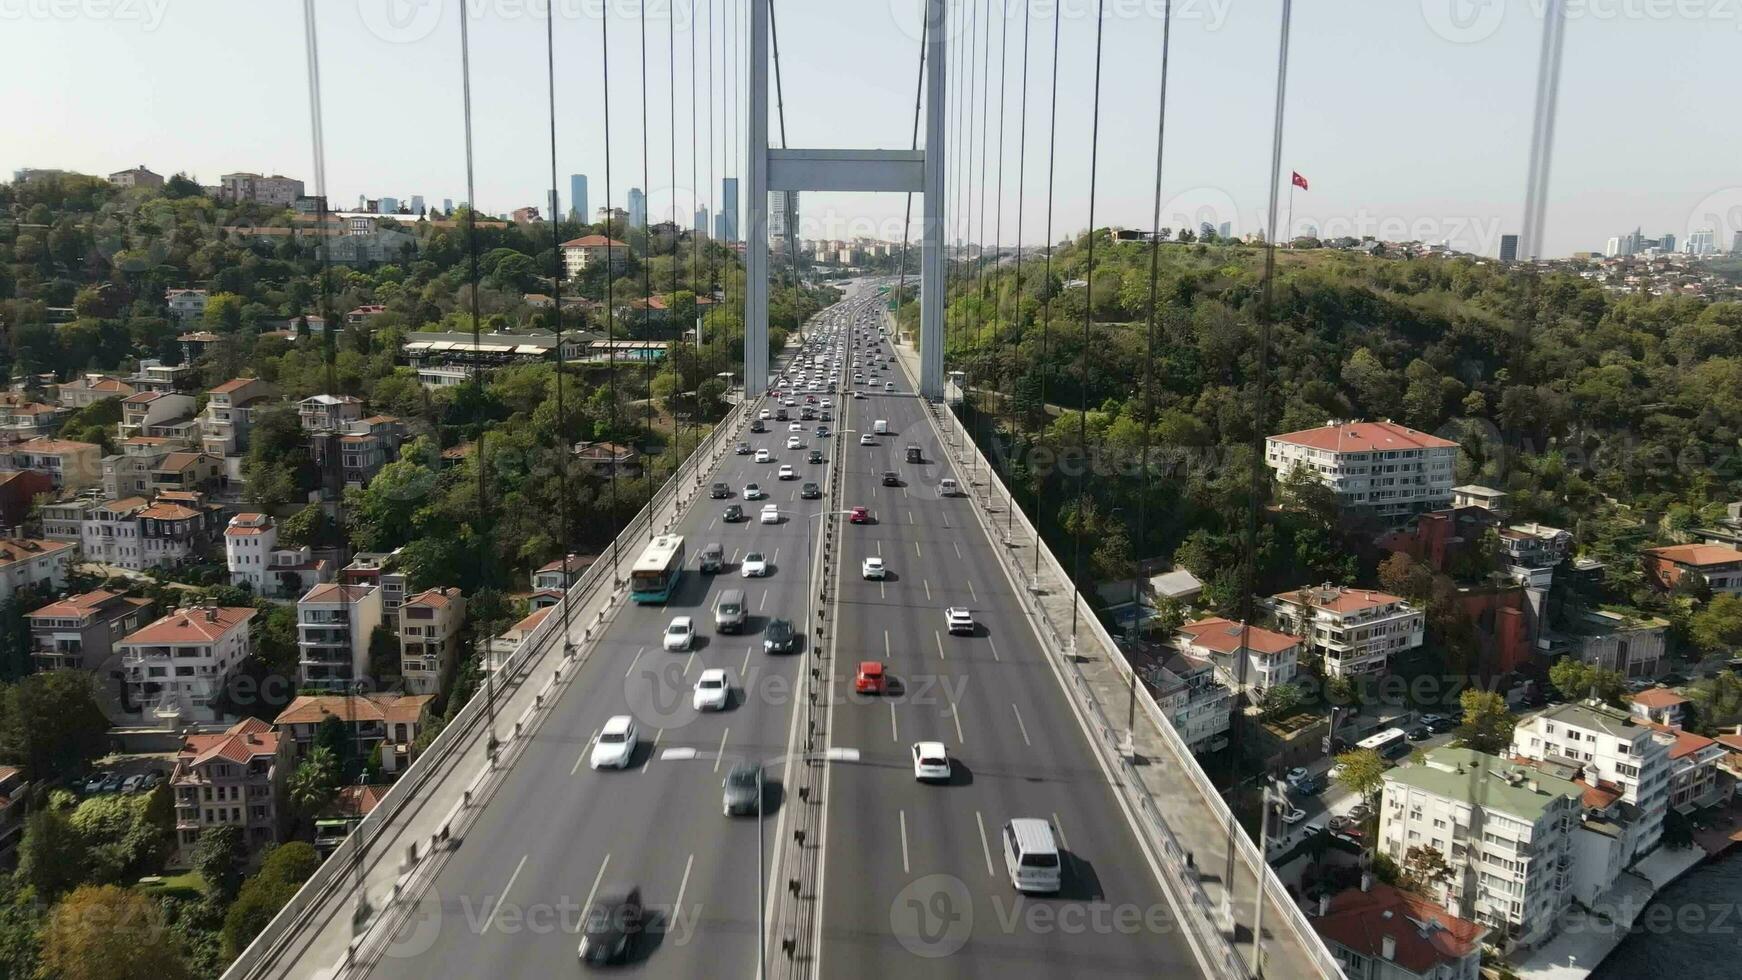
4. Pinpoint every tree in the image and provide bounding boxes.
[1456,689,1516,754]
[38,885,192,980]
[1398,844,1455,894]
[368,623,401,684]
[69,790,170,884]
[1378,553,1435,603]
[192,825,248,902]
[1685,671,1742,735]
[17,804,89,900]
[1258,682,1304,721]
[1690,594,1742,655]
[1333,748,1386,805]
[288,745,340,820]
[222,842,320,958]
[0,670,111,781]
[1548,657,1627,706]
